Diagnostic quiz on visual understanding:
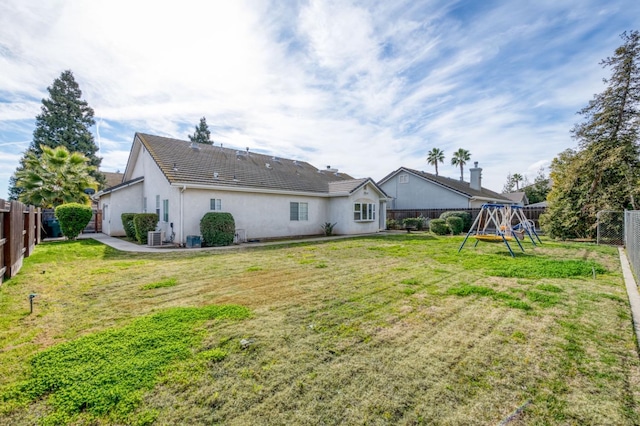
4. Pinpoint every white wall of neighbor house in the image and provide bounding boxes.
[380,172,470,209]
[100,182,144,236]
